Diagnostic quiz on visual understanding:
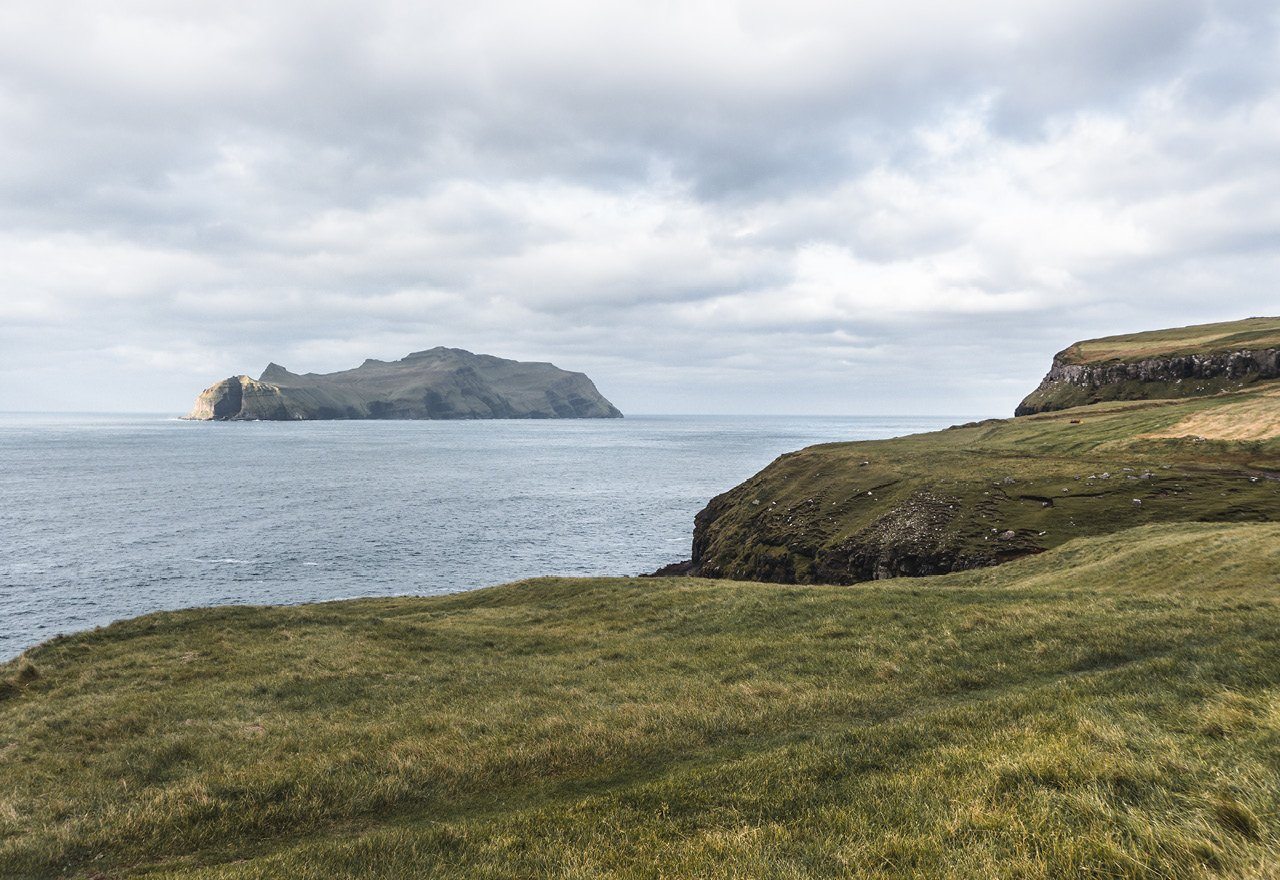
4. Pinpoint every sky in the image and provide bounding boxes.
[1,1,1277,416]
